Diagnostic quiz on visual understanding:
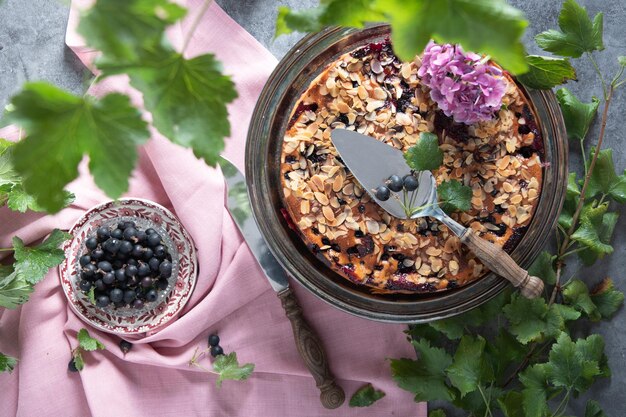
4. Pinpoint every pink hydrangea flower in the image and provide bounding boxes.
[417,42,506,125]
